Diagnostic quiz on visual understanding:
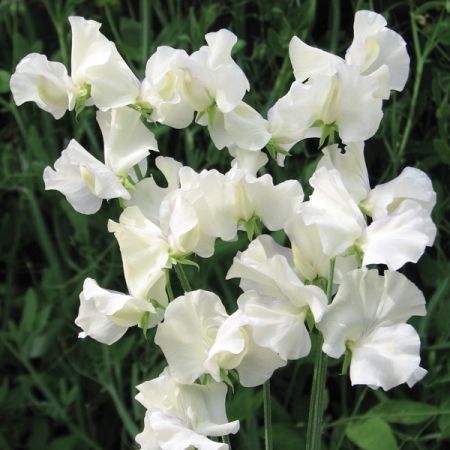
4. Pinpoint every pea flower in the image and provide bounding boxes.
[301,143,436,269]
[140,46,195,128]
[204,101,271,152]
[96,106,158,177]
[318,269,427,390]
[155,290,285,387]
[136,368,239,450]
[227,235,328,360]
[186,29,250,114]
[10,53,76,119]
[346,10,410,98]
[69,16,140,110]
[75,275,167,345]
[43,139,130,214]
